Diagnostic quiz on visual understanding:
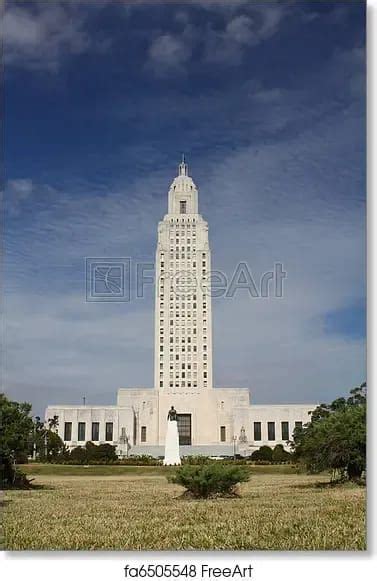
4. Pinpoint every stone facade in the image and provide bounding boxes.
[45,160,315,457]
